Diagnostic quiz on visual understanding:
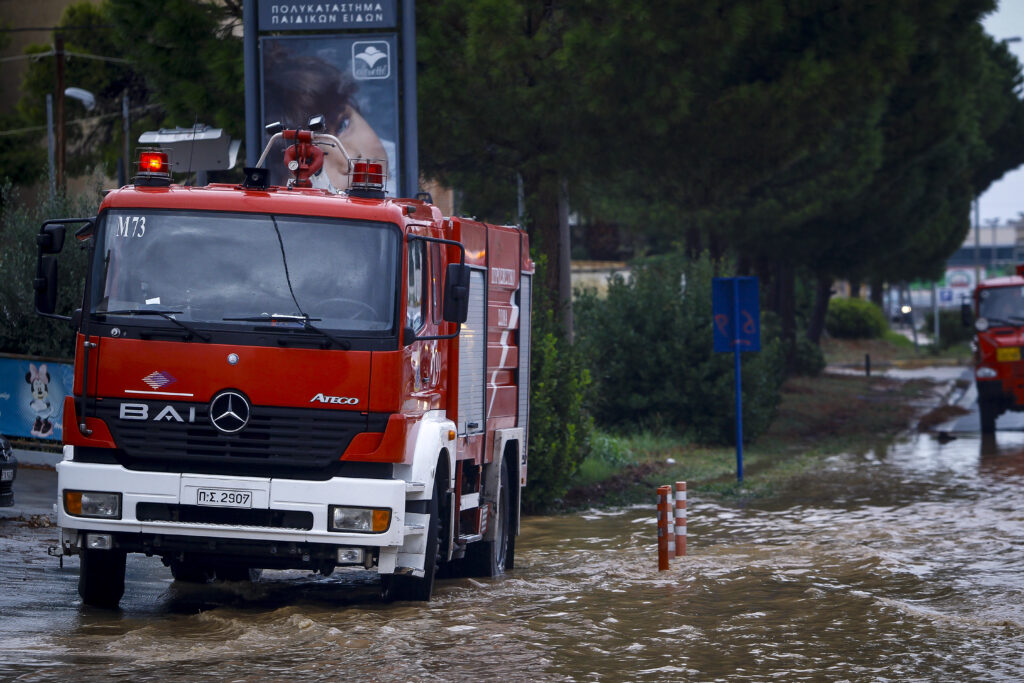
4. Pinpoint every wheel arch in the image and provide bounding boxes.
[487,428,524,538]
